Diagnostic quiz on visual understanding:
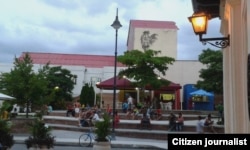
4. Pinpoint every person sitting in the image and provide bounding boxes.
[156,105,162,120]
[93,104,102,116]
[66,103,75,117]
[126,109,132,119]
[78,109,89,127]
[47,105,53,114]
[168,113,176,131]
[74,100,81,118]
[131,106,139,120]
[91,110,100,126]
[176,112,184,131]
[204,114,217,133]
[196,115,204,134]
[146,105,155,120]
[139,113,151,129]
